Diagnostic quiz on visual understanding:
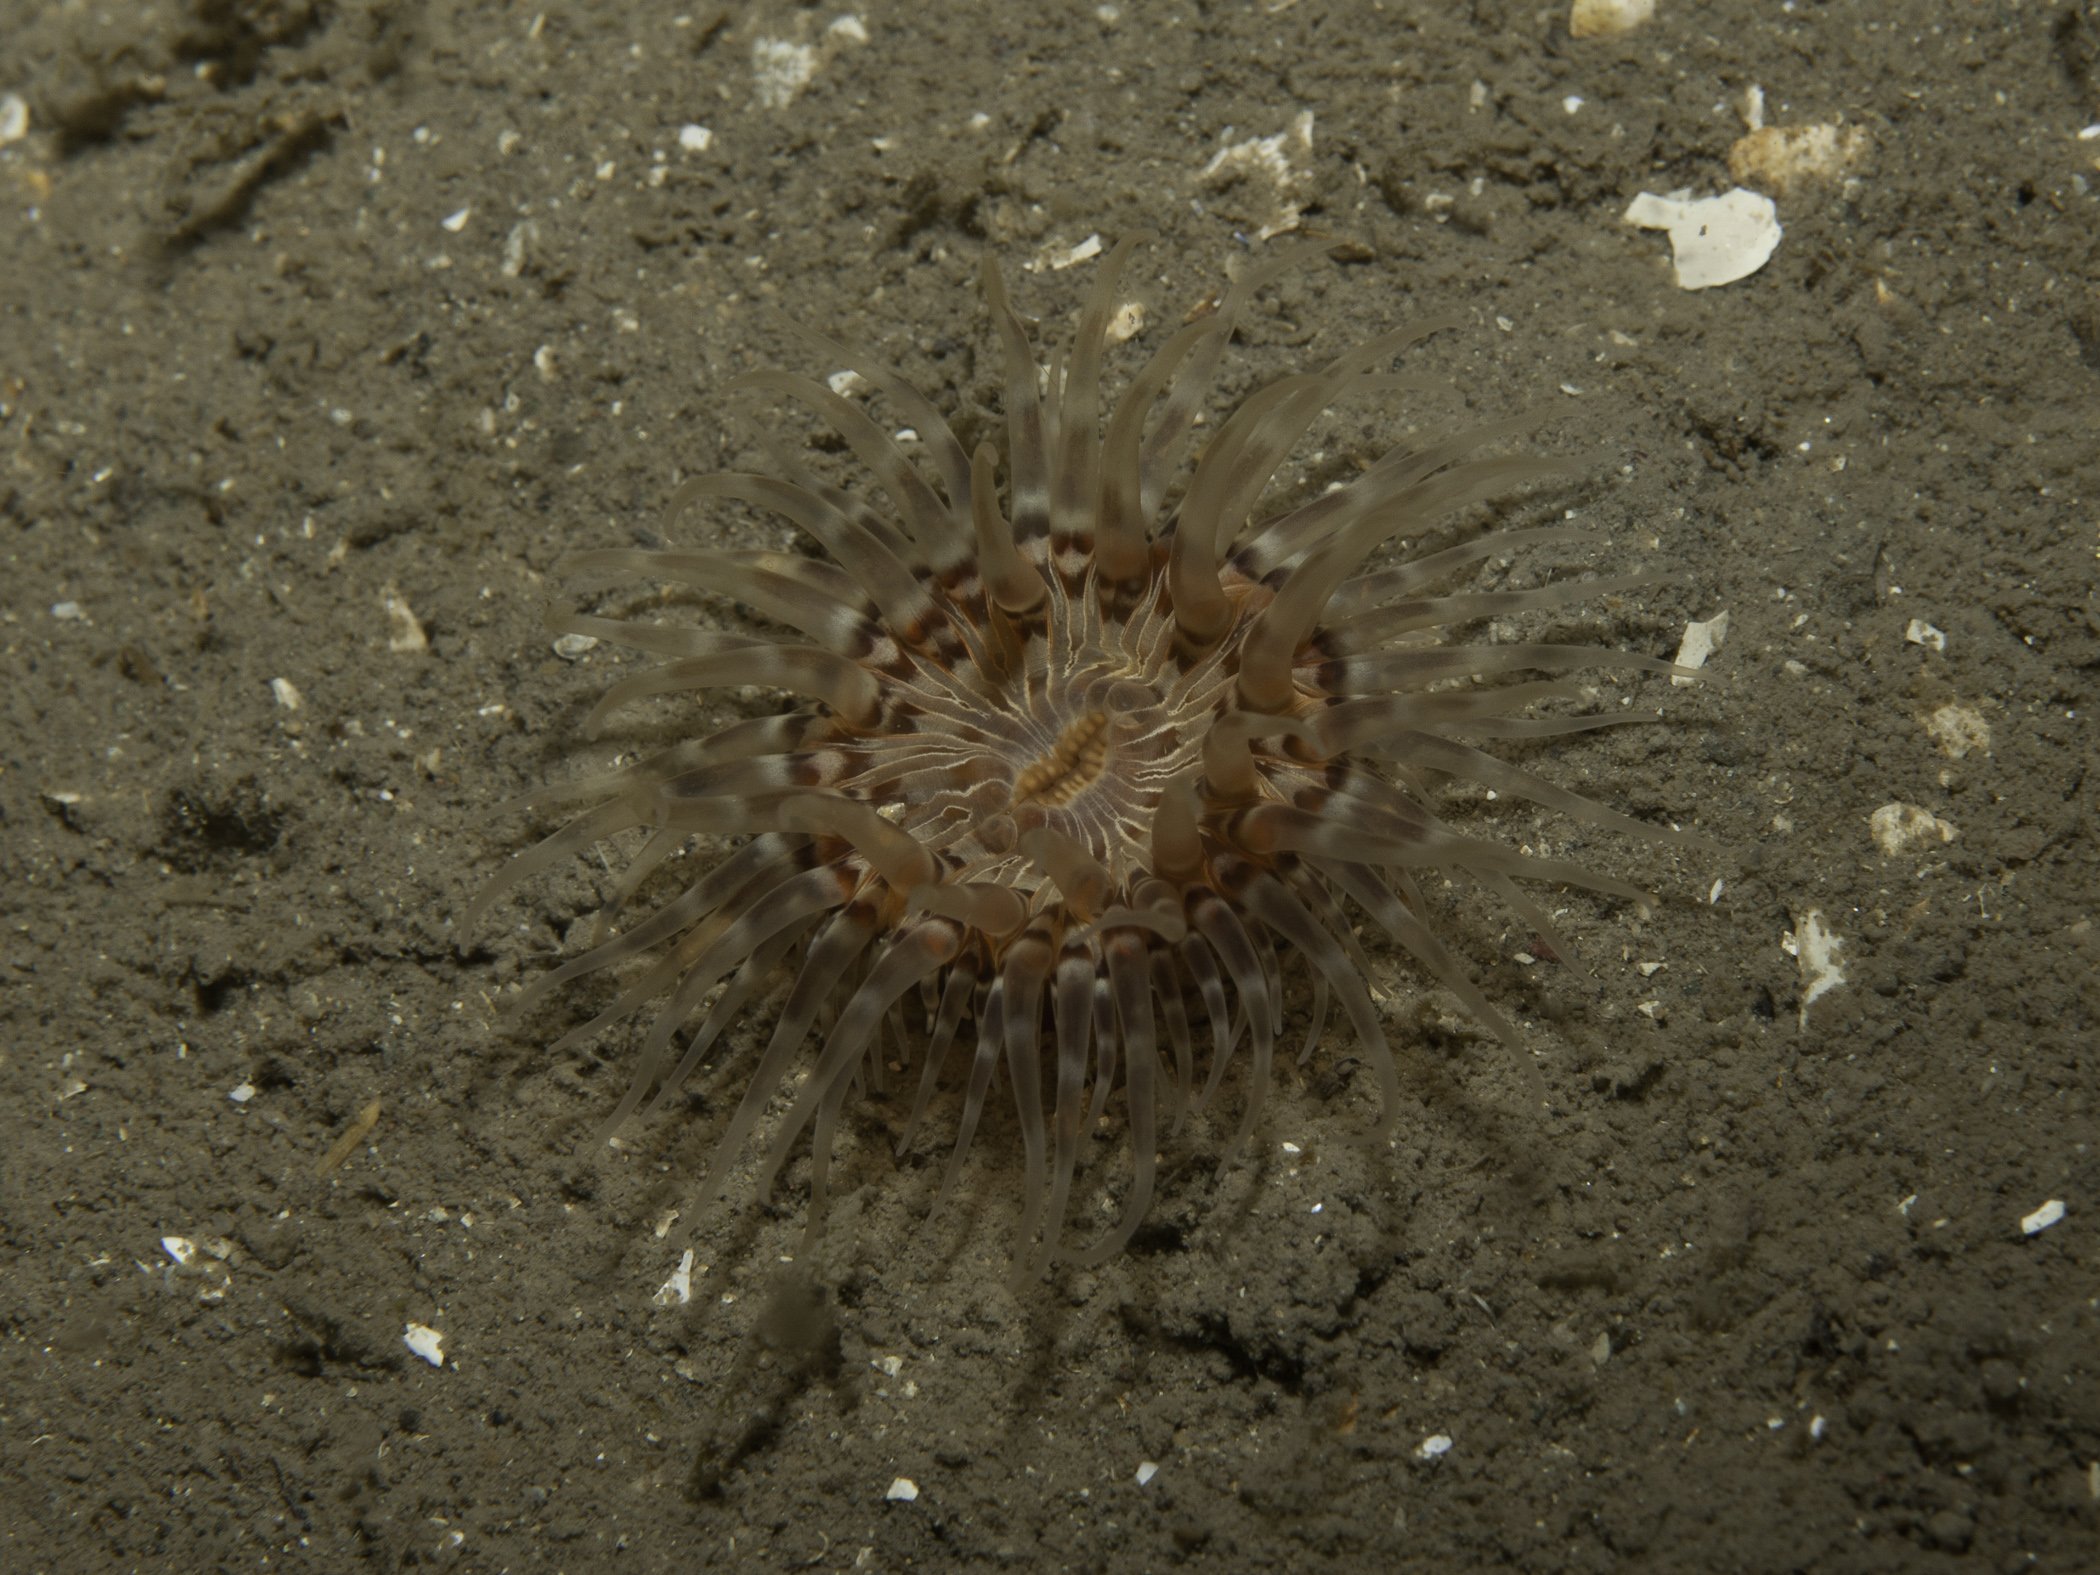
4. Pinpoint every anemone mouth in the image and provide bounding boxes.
[471,234,1717,1286]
